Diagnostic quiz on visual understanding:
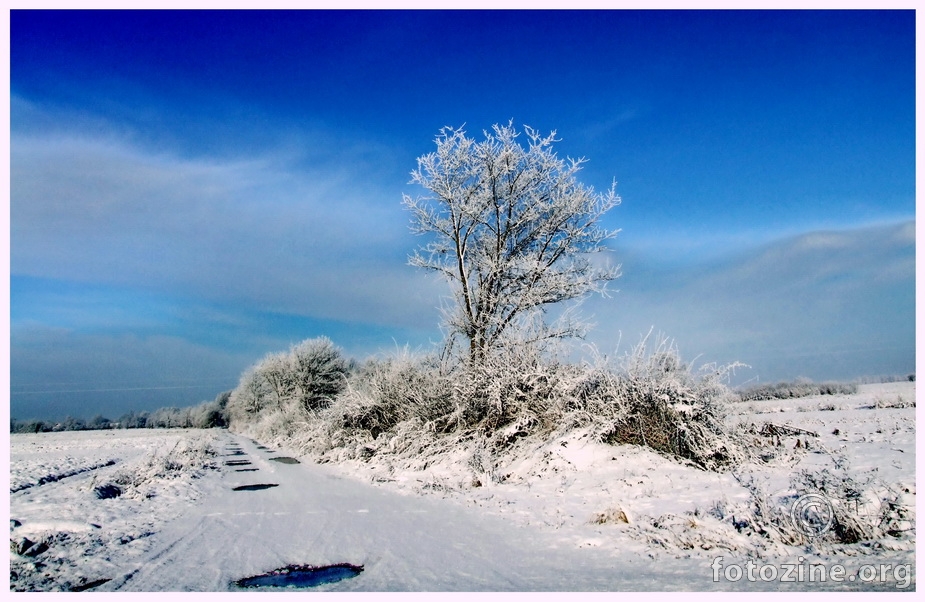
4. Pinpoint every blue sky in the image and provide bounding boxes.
[9,9,915,421]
